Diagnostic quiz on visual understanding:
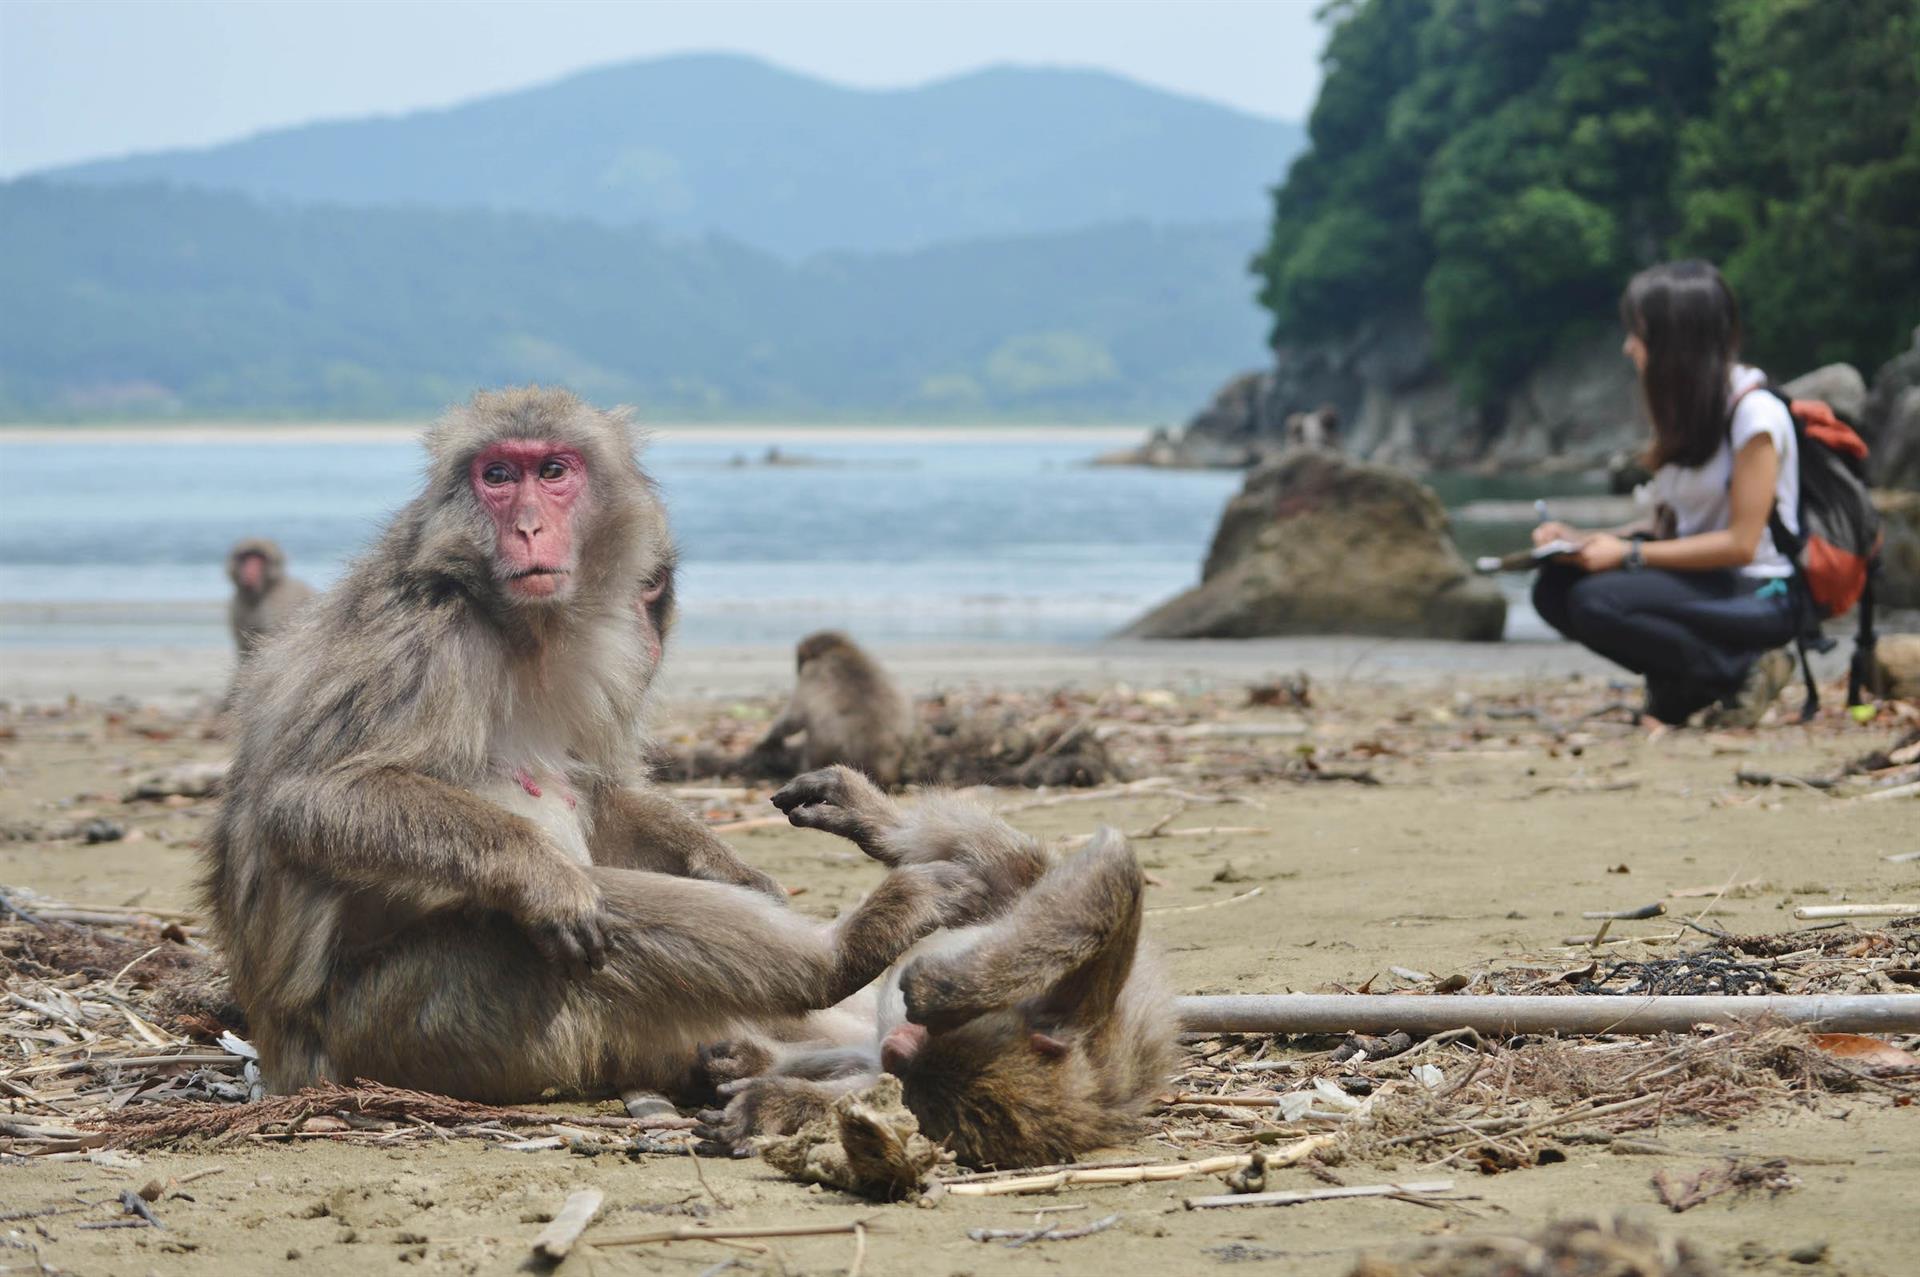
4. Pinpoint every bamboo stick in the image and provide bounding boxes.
[1176,993,1920,1035]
